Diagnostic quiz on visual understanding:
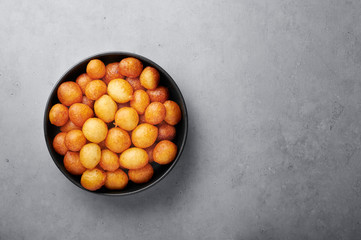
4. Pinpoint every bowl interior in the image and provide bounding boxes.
[44,52,188,195]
